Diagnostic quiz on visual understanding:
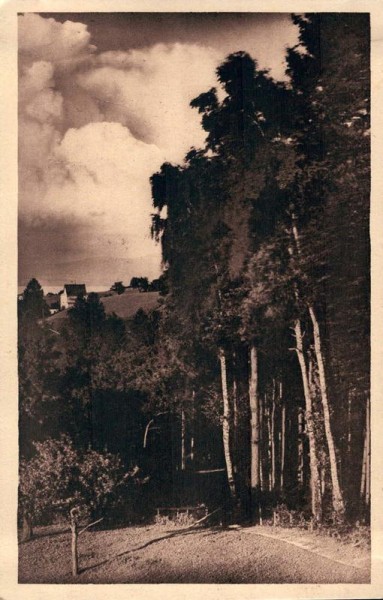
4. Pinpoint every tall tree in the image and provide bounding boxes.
[286,13,370,518]
[19,278,50,326]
